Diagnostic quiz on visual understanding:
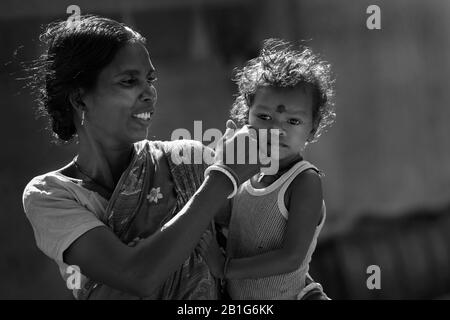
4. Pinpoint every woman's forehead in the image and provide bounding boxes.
[106,42,154,76]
